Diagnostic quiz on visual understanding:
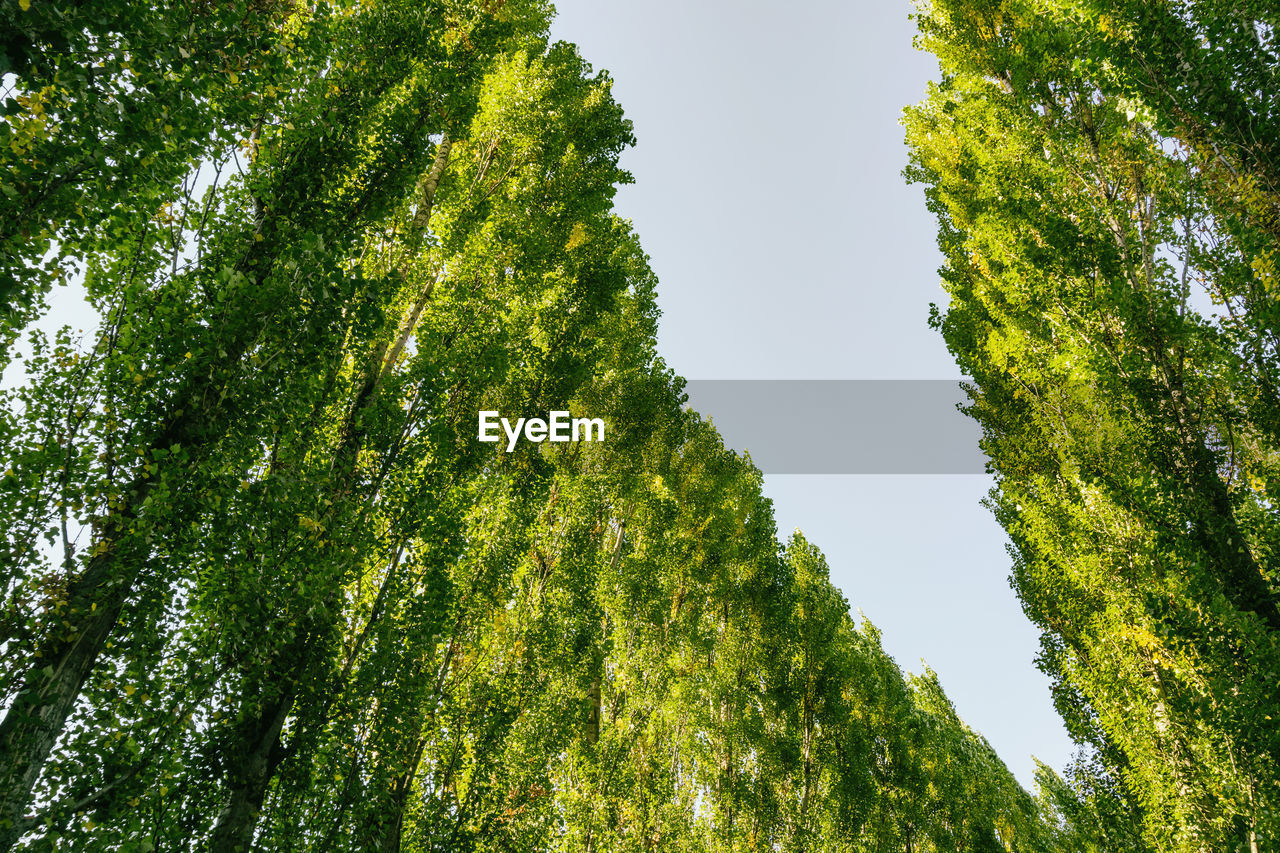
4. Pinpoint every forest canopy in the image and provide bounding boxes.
[5,0,1273,851]
[906,1,1280,851]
